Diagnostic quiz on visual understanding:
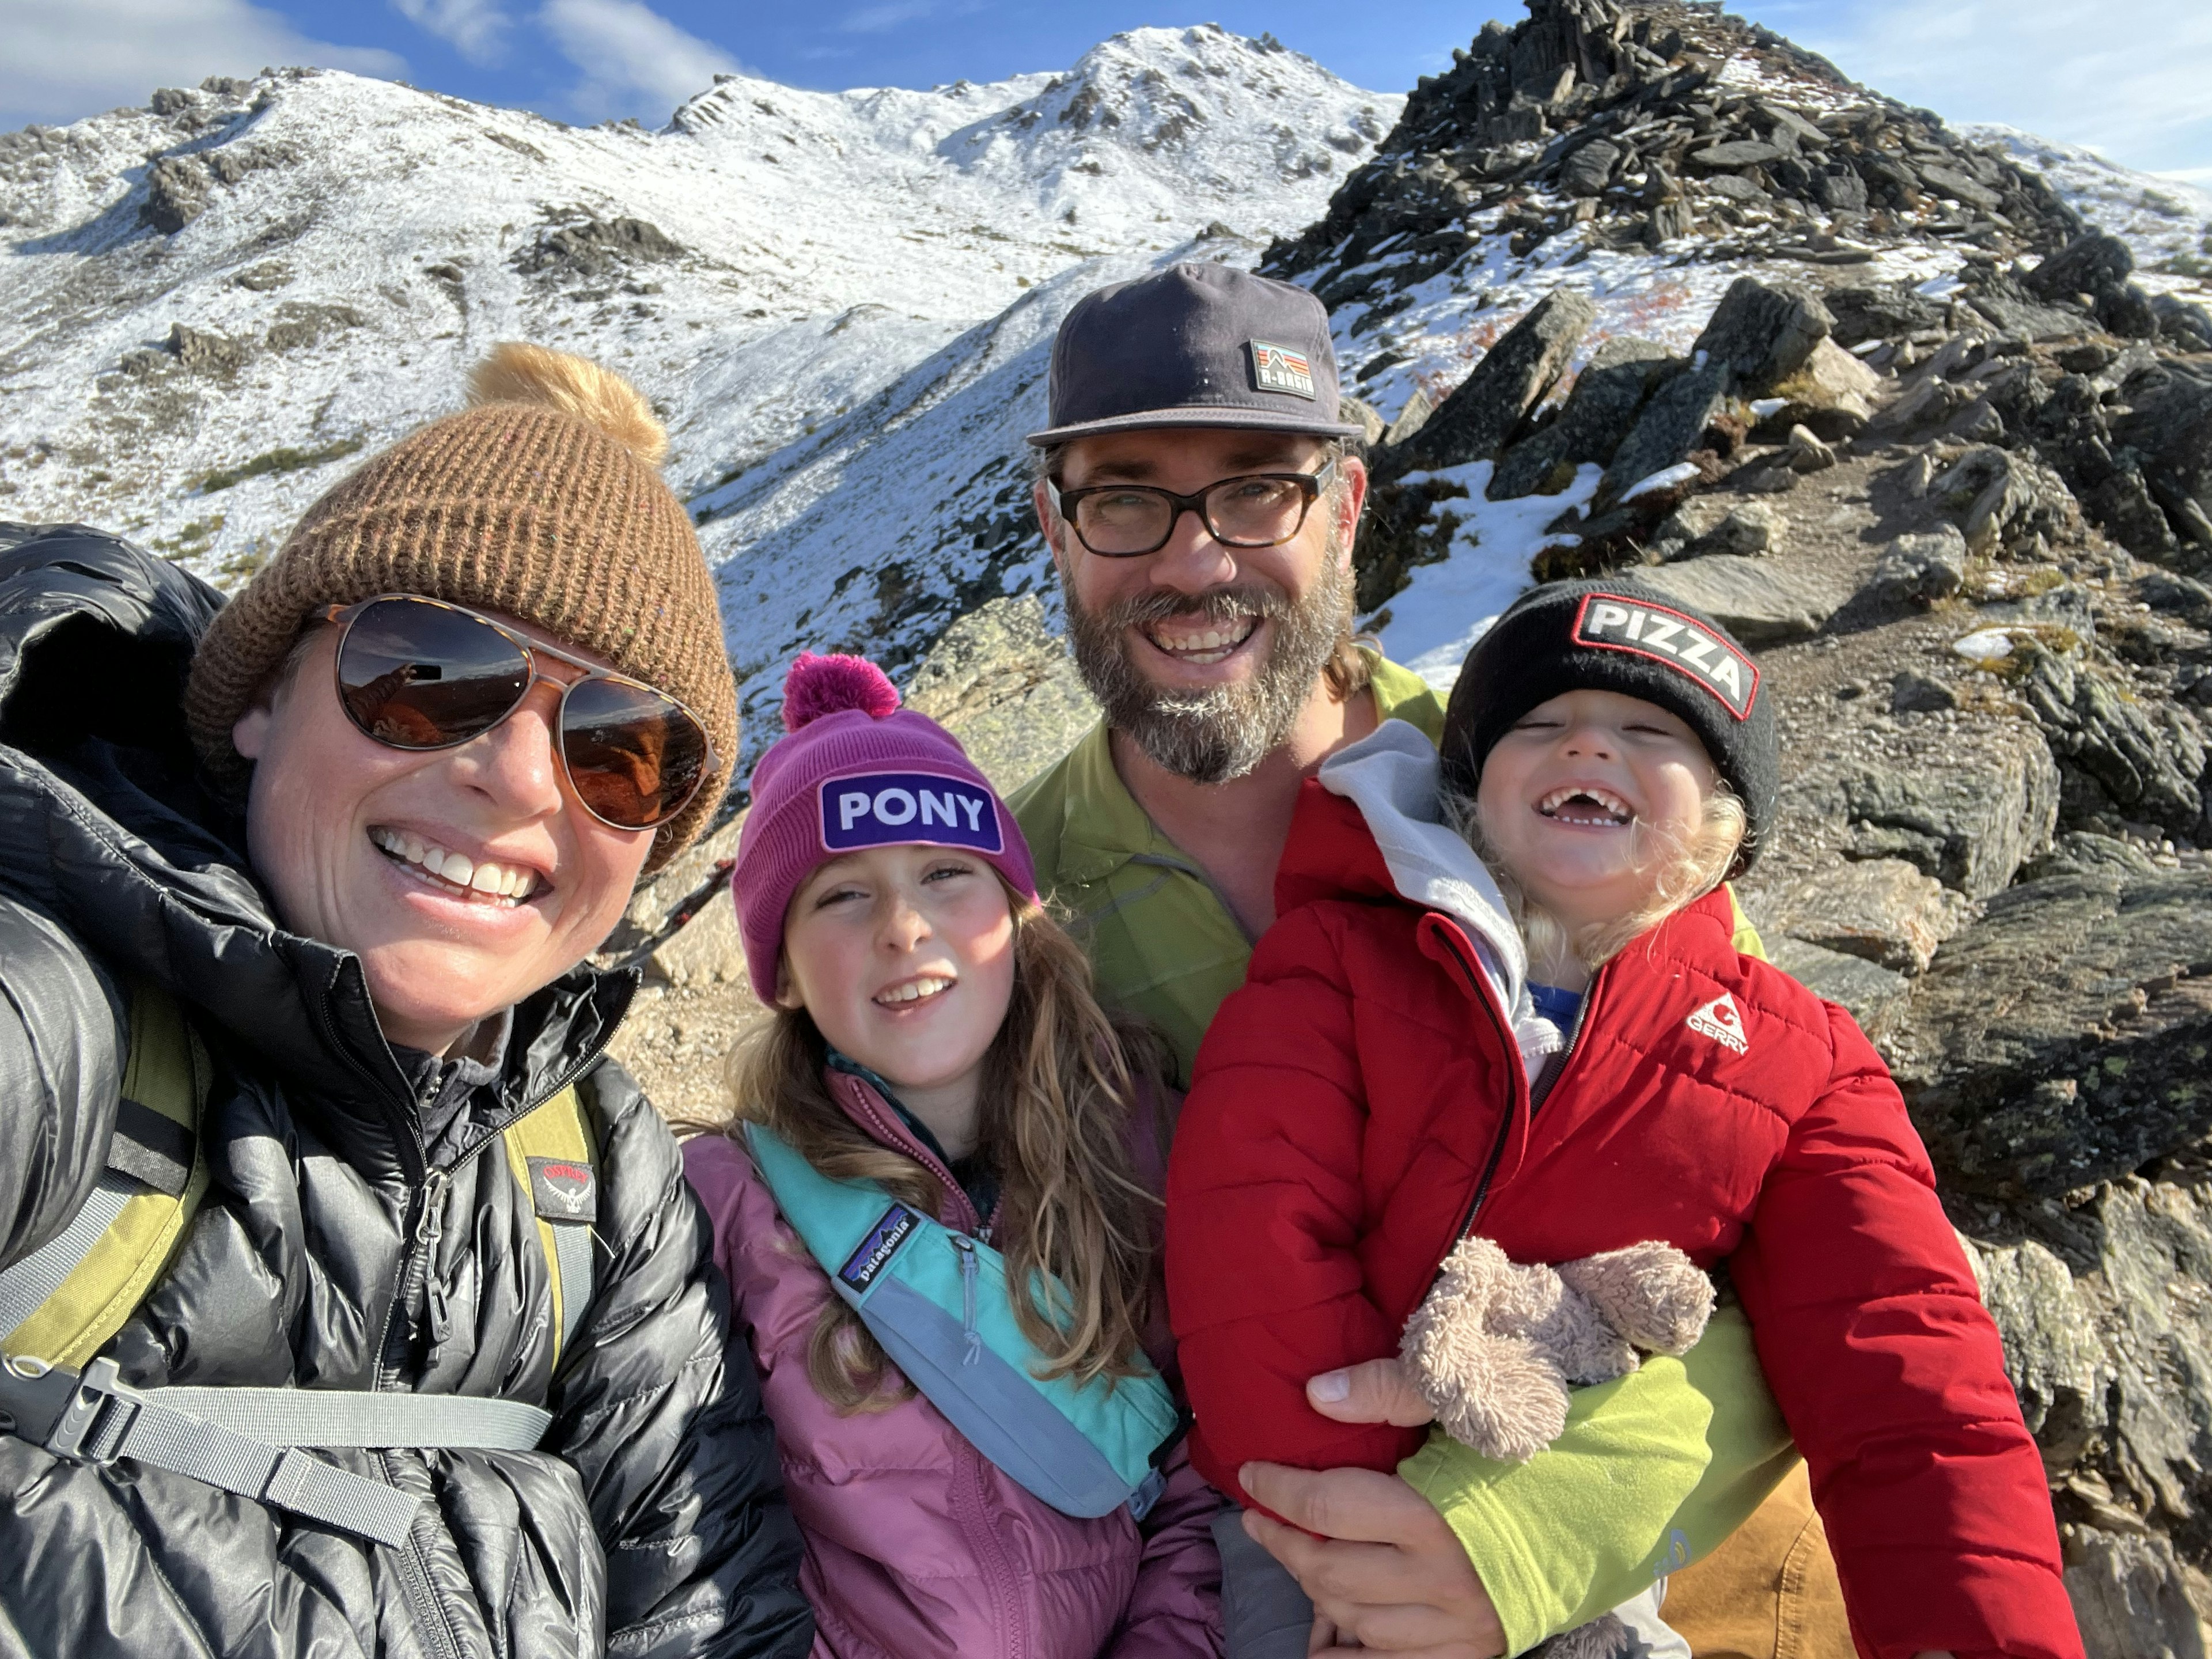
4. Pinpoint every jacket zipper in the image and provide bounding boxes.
[1434,928,1608,1240]
[950,1235,984,1366]
[350,977,632,1652]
